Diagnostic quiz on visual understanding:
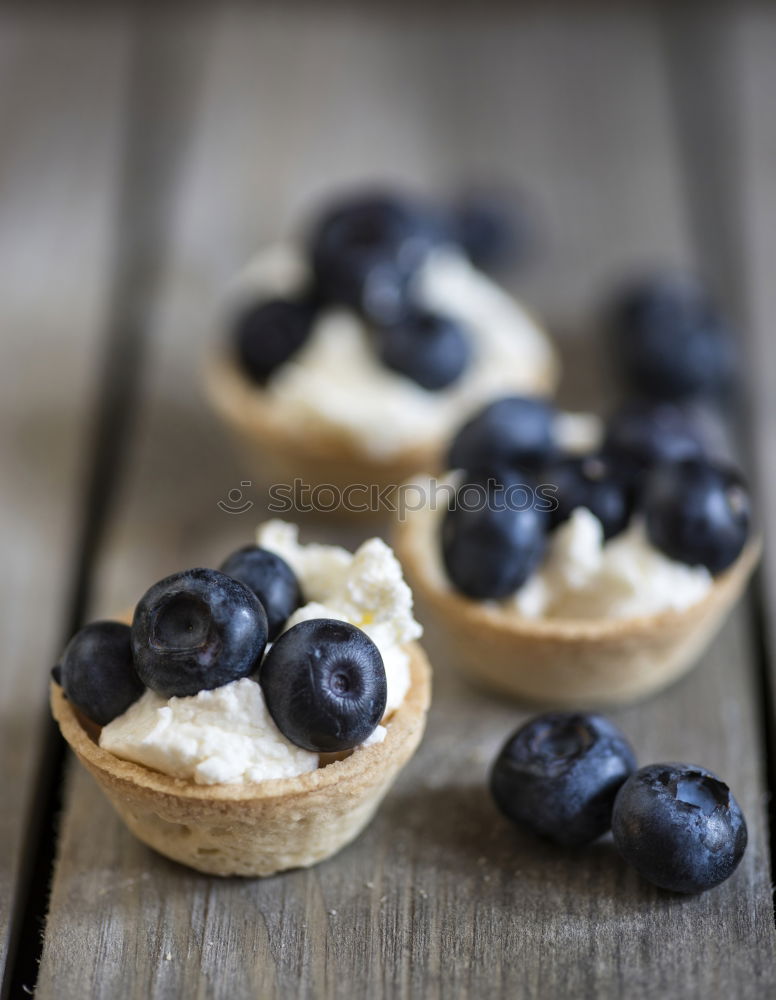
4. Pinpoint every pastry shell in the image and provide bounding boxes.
[203,350,559,506]
[395,502,760,707]
[51,642,431,877]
